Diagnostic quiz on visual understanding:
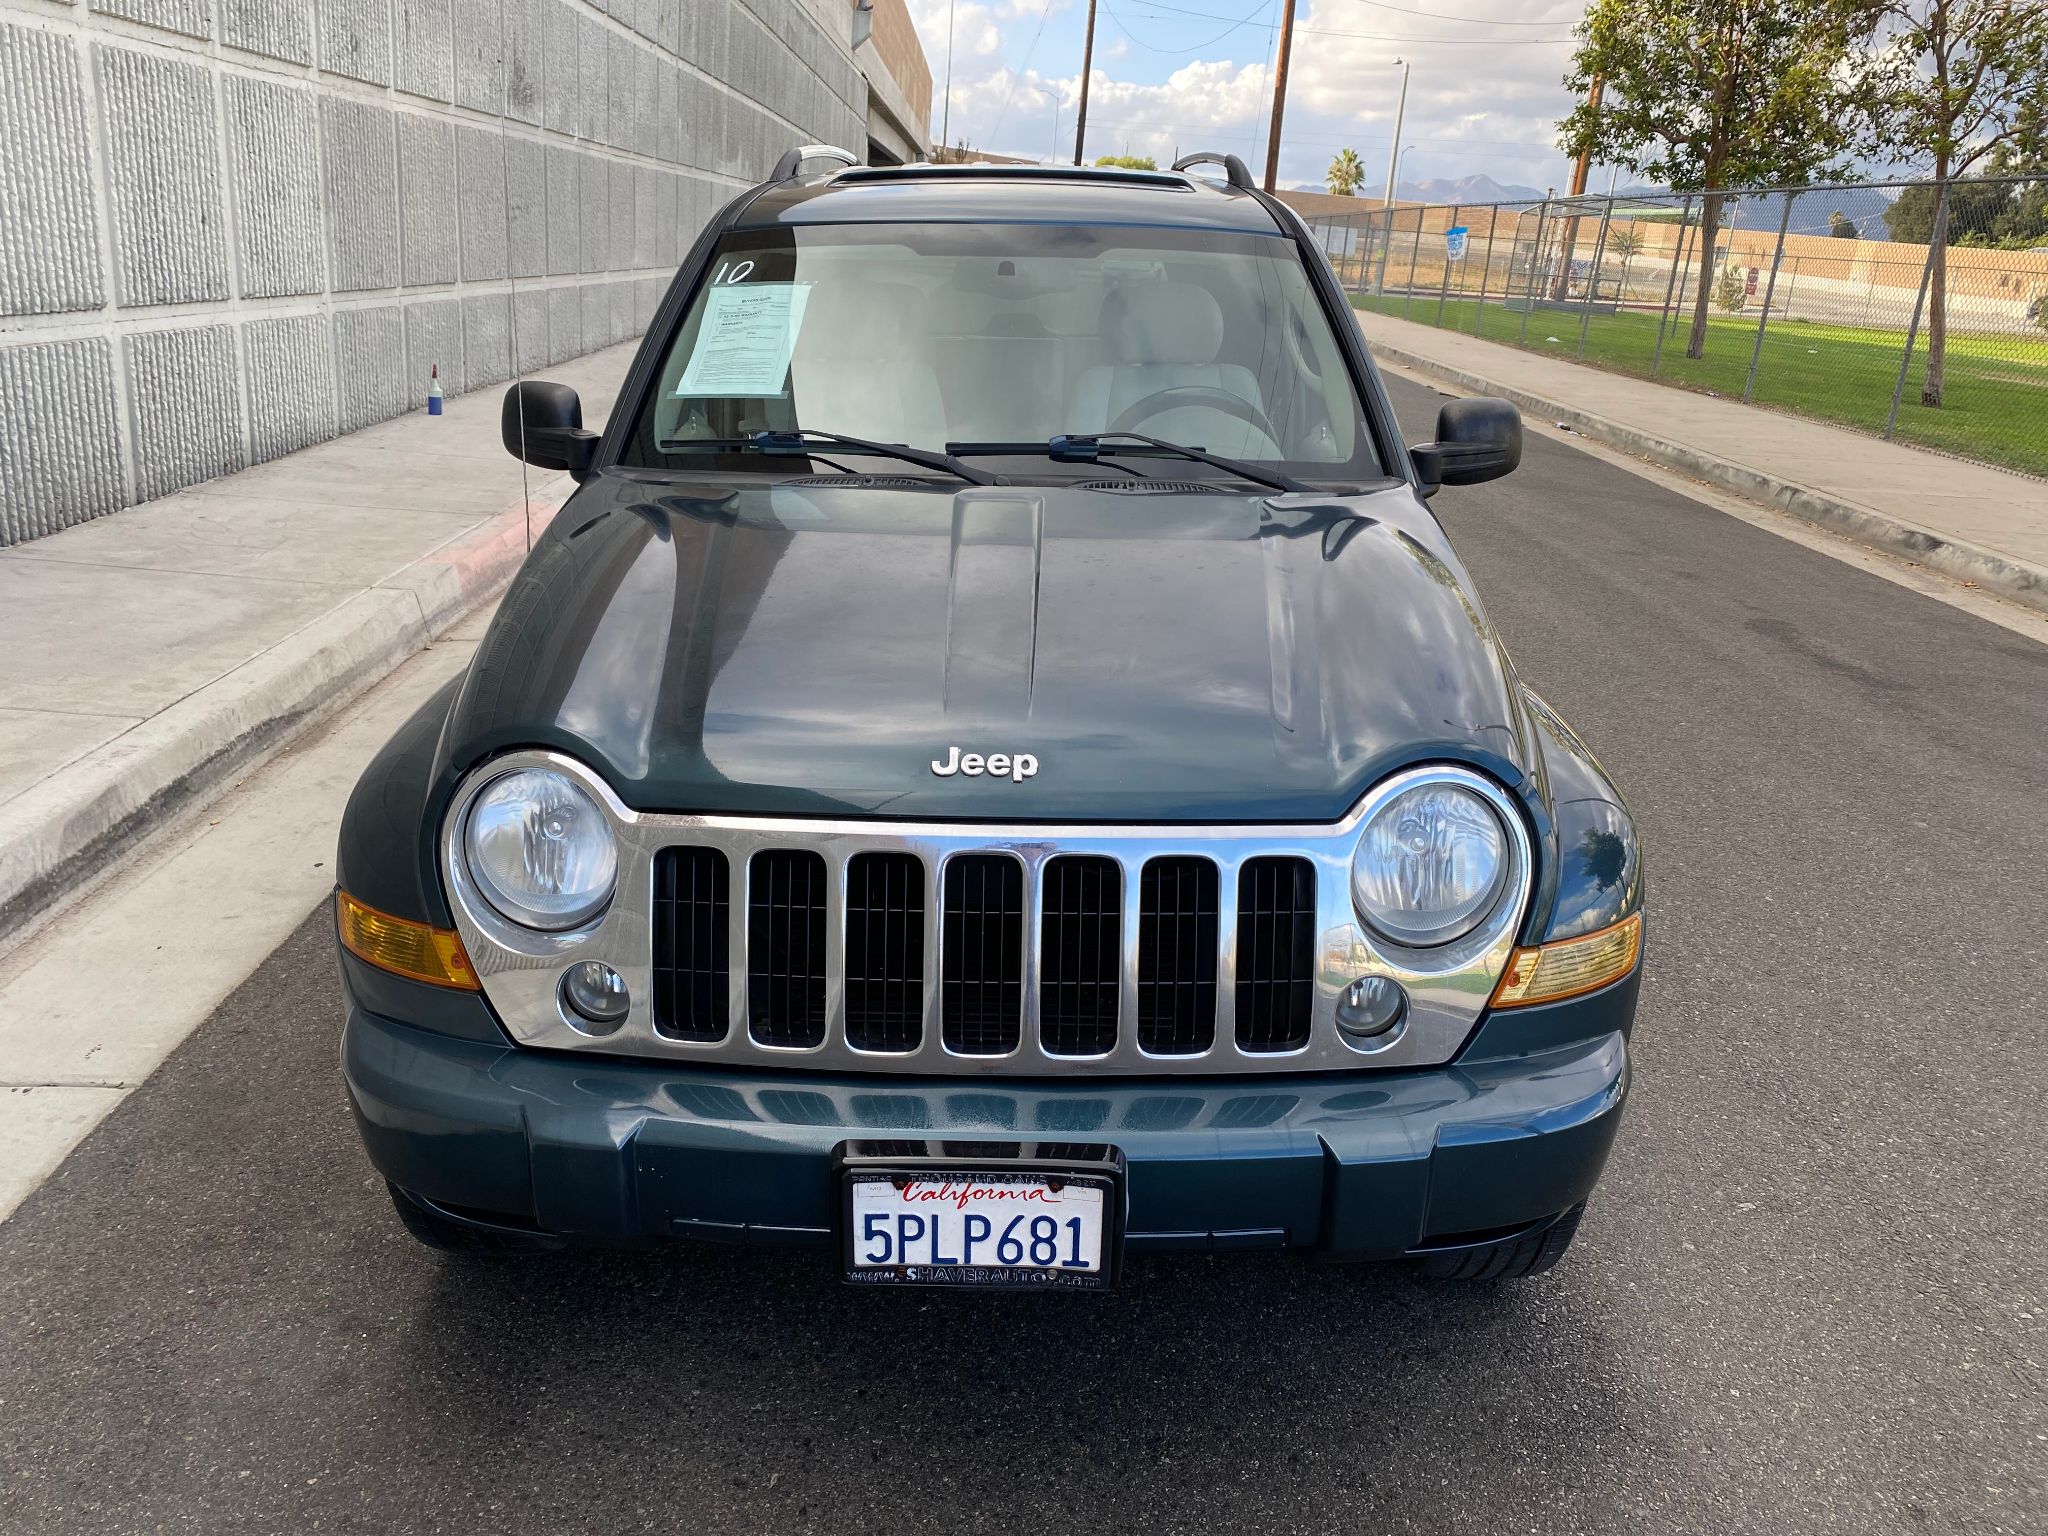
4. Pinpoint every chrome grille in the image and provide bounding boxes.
[843,851,925,1052]
[940,854,1025,1055]
[1234,856,1317,1053]
[1136,857,1219,1055]
[447,752,1536,1078]
[1039,856,1121,1057]
[651,847,730,1042]
[746,849,828,1047]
